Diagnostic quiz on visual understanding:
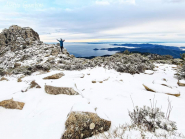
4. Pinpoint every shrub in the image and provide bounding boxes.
[180,53,185,60]
[177,63,185,80]
[128,106,177,132]
[123,50,130,55]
